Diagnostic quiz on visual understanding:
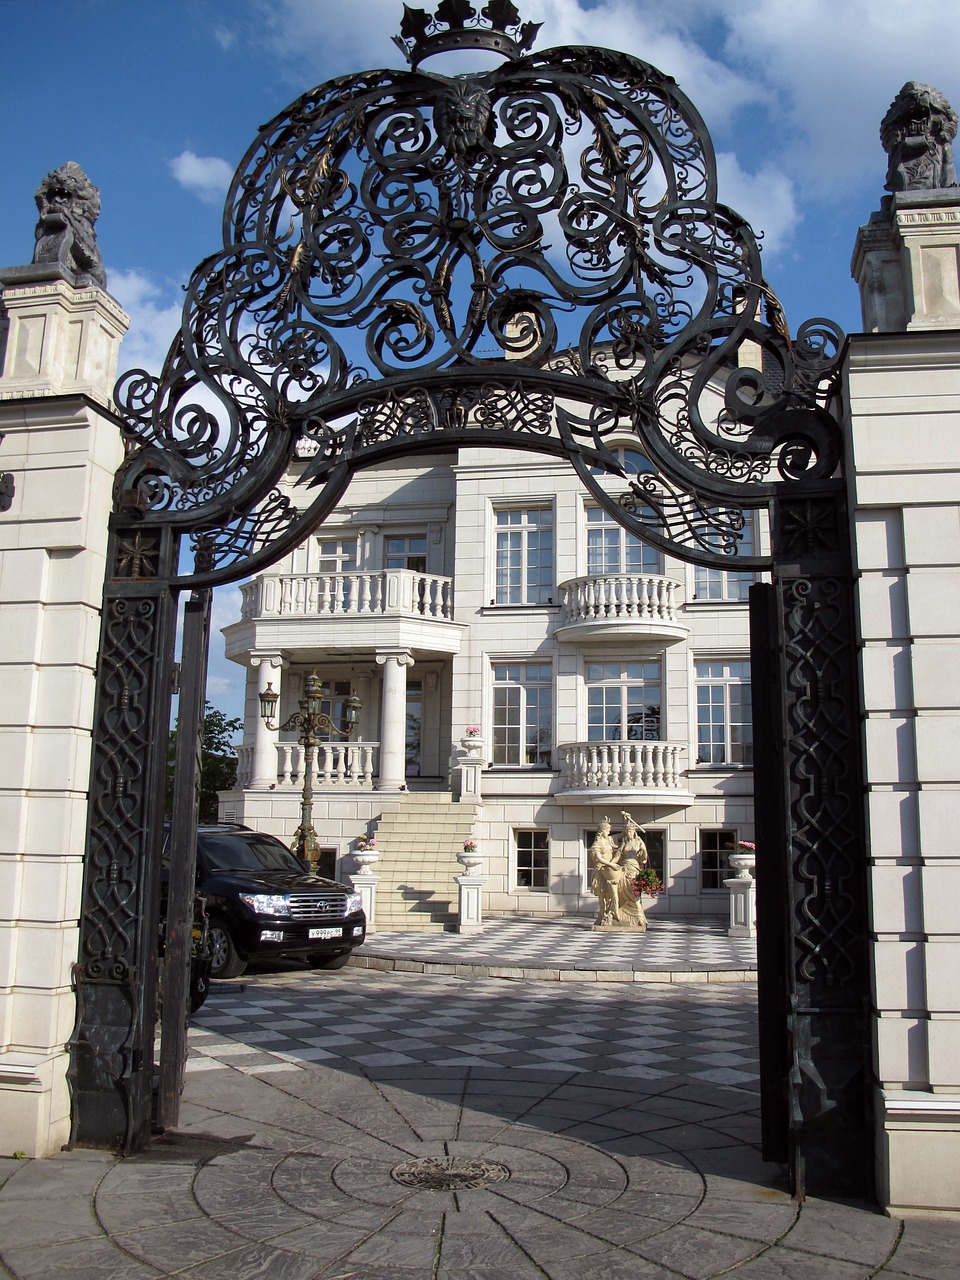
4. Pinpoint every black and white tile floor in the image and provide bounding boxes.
[190,968,760,1086]
[354,915,757,978]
